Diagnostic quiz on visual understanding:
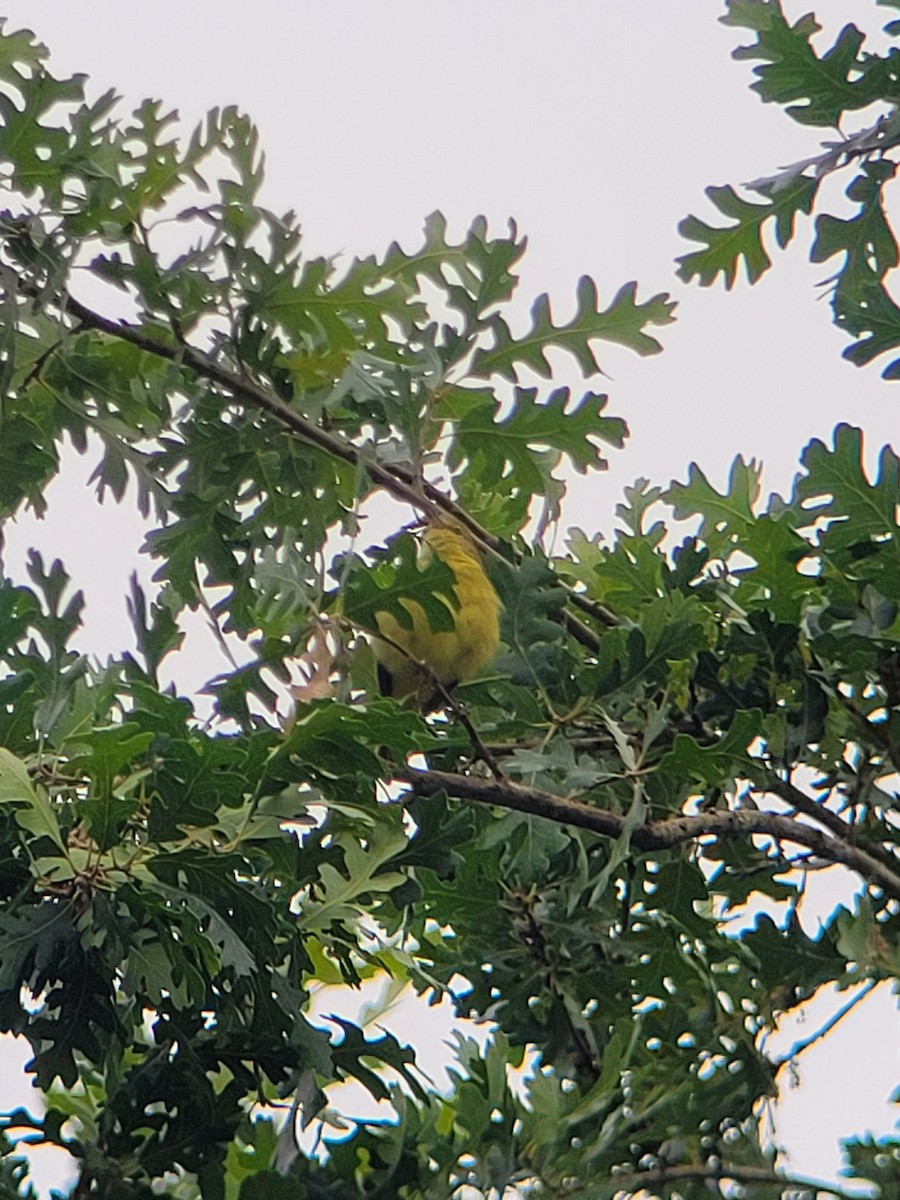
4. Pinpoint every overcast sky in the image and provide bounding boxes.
[1,1,898,1193]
